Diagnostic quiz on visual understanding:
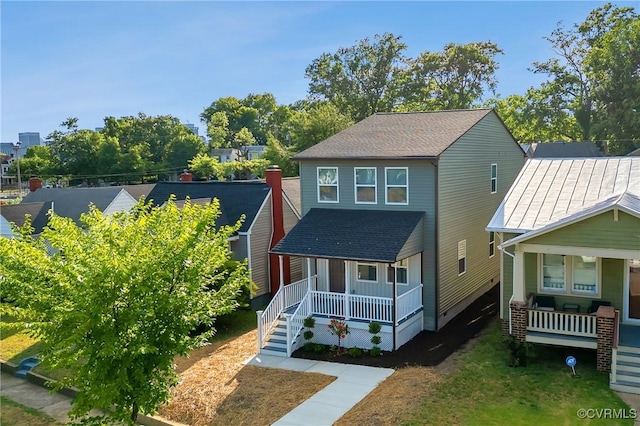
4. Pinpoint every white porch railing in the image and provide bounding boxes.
[397,285,423,323]
[311,291,346,318]
[527,309,598,338]
[287,292,312,356]
[349,294,393,323]
[257,275,317,351]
